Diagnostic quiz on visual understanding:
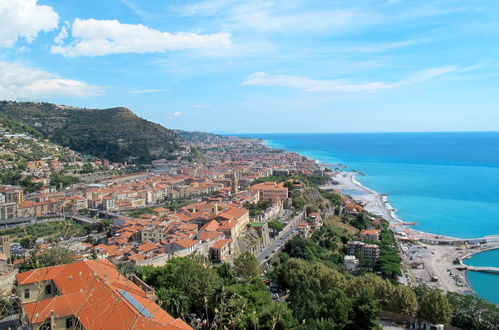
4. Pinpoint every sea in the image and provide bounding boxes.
[237,132,499,303]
